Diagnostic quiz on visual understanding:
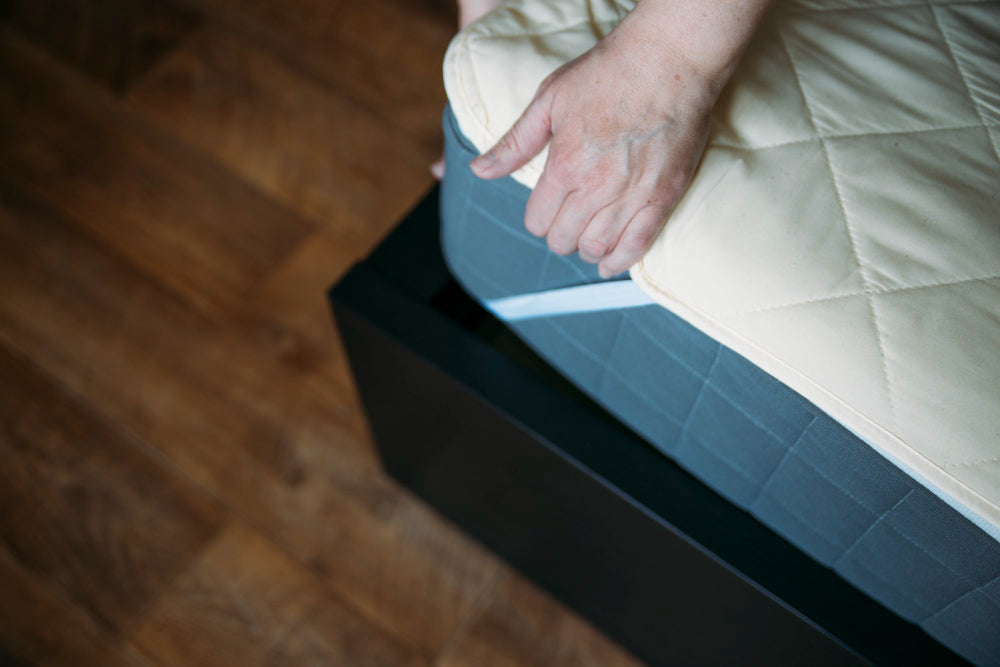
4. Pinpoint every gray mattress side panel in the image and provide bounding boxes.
[440,107,1000,666]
